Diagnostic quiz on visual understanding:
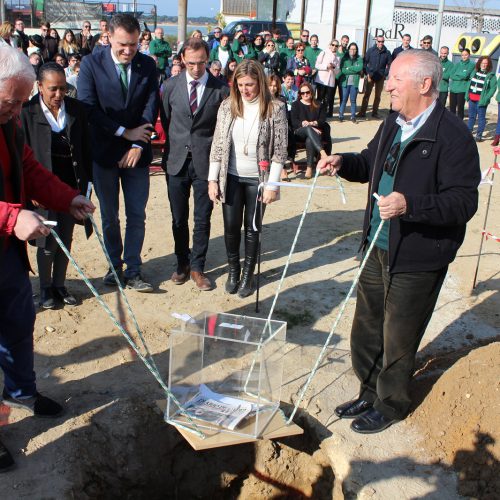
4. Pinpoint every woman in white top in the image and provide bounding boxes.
[314,40,341,117]
[208,60,288,297]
